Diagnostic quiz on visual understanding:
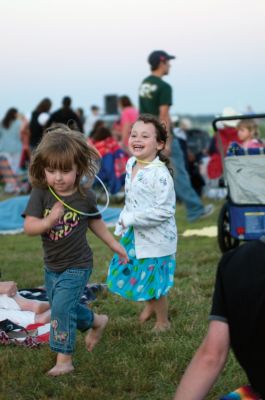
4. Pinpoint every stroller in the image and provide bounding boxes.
[213,113,265,252]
